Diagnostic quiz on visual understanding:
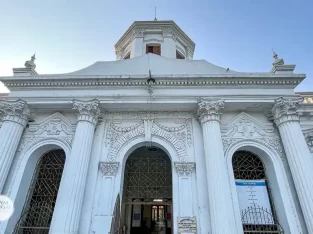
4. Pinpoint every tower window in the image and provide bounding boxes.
[176,50,185,59]
[124,53,130,60]
[146,44,161,55]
